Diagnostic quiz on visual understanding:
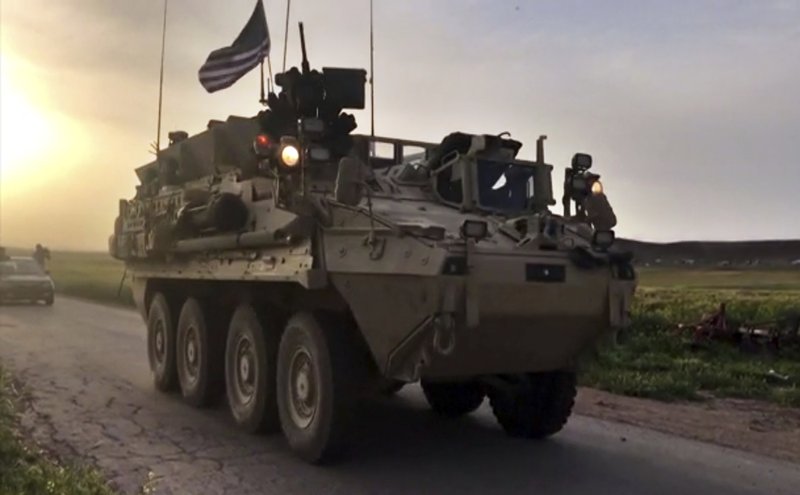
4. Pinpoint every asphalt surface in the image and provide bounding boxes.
[0,297,798,495]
